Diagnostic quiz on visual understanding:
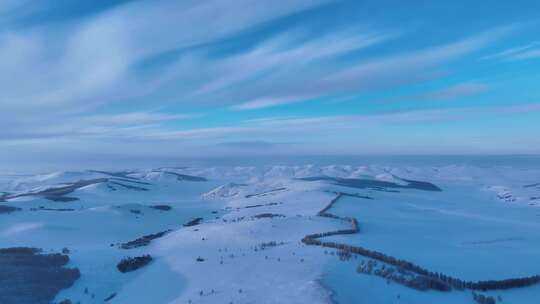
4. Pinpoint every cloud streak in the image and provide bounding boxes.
[80,103,540,141]
[0,0,333,113]
[0,1,537,163]
[421,83,489,100]
[204,26,512,110]
[483,41,540,61]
